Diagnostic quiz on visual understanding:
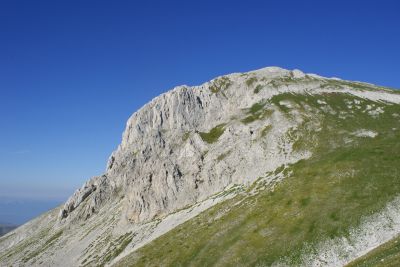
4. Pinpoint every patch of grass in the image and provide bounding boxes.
[254,84,263,94]
[102,233,134,265]
[47,230,63,244]
[209,77,231,94]
[260,125,272,137]
[270,94,293,113]
[249,102,265,114]
[199,124,226,144]
[246,77,258,87]
[82,232,134,267]
[346,235,400,267]
[241,109,274,124]
[22,230,63,263]
[241,115,258,124]
[267,75,315,89]
[216,150,231,162]
[241,101,274,124]
[0,227,53,262]
[269,76,295,87]
[98,232,133,266]
[182,132,191,142]
[246,177,264,193]
[319,79,382,92]
[279,76,295,84]
[212,184,244,199]
[300,197,311,207]
[81,233,112,267]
